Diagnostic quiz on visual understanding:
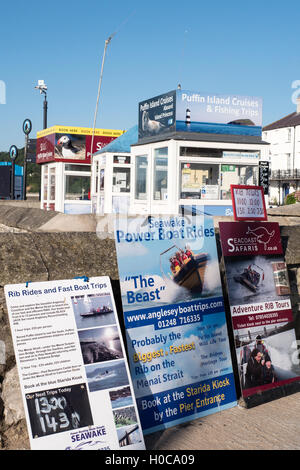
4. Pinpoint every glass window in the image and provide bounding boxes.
[94,161,99,194]
[65,164,90,172]
[43,170,48,200]
[180,162,219,199]
[153,148,168,200]
[135,155,148,200]
[113,167,130,193]
[180,147,222,158]
[220,165,258,200]
[100,168,105,191]
[65,175,90,200]
[50,168,55,200]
